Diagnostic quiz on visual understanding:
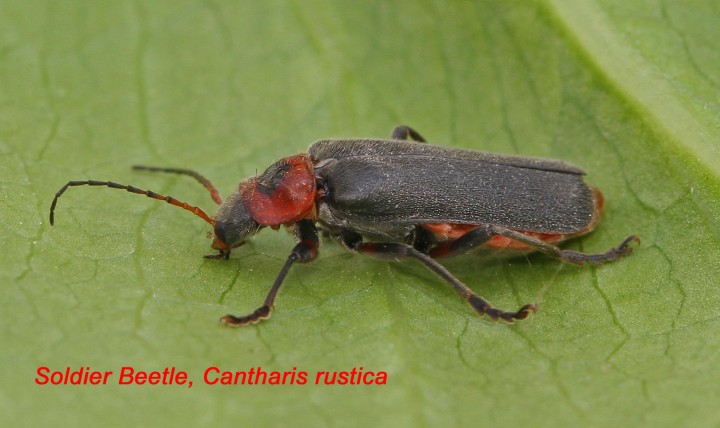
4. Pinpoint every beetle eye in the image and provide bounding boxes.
[214,220,228,244]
